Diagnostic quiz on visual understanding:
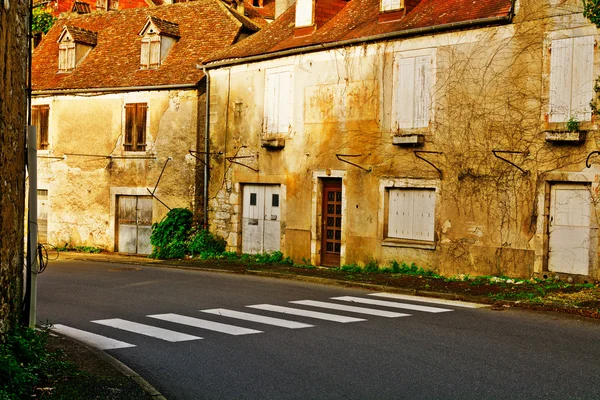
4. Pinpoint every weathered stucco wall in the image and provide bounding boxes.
[32,88,202,251]
[208,0,600,279]
[0,0,28,332]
